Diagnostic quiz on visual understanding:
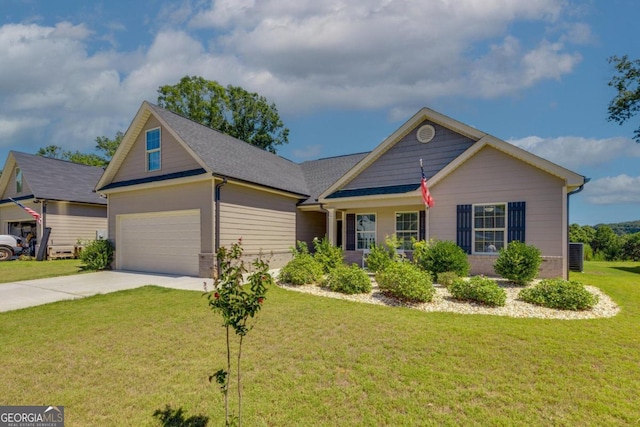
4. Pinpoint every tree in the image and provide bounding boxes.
[36,131,123,167]
[157,76,289,153]
[95,131,123,160]
[622,232,640,261]
[569,224,595,245]
[607,55,640,143]
[592,225,622,261]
